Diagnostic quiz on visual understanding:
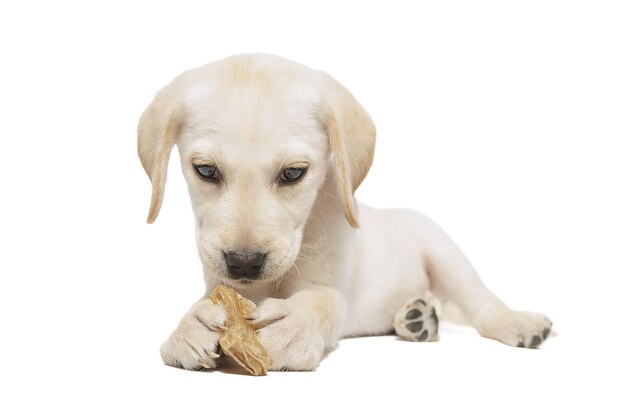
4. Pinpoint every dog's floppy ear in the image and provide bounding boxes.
[322,77,376,228]
[137,82,184,224]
